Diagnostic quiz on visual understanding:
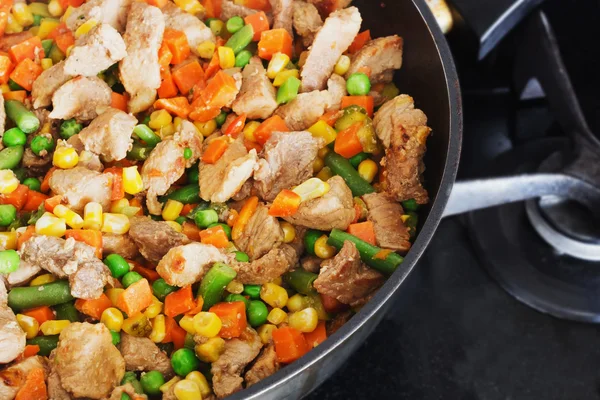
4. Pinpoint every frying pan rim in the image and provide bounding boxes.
[227,0,463,398]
